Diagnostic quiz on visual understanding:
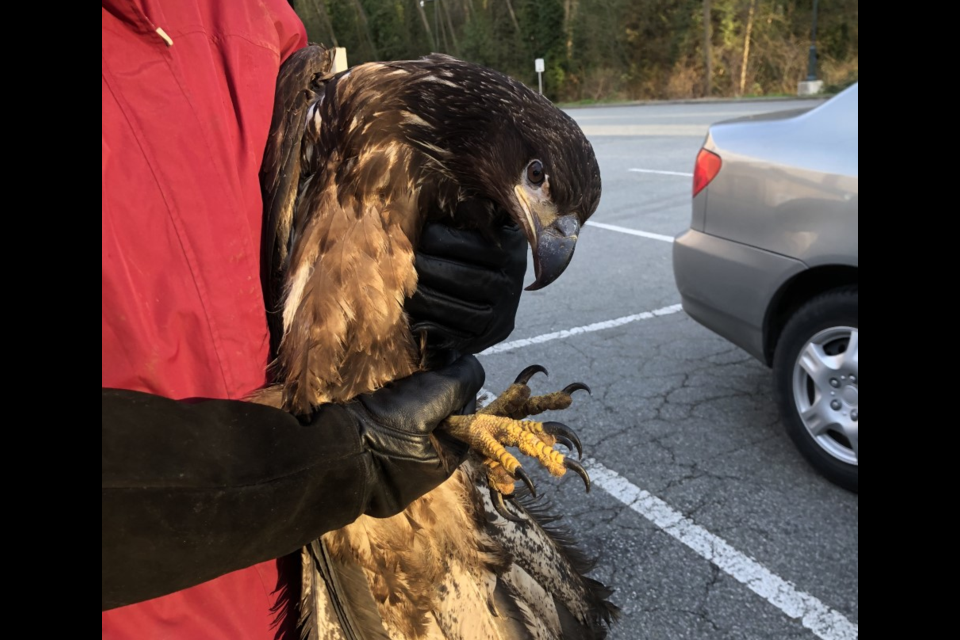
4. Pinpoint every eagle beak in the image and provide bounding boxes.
[512,186,580,291]
[527,216,580,291]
